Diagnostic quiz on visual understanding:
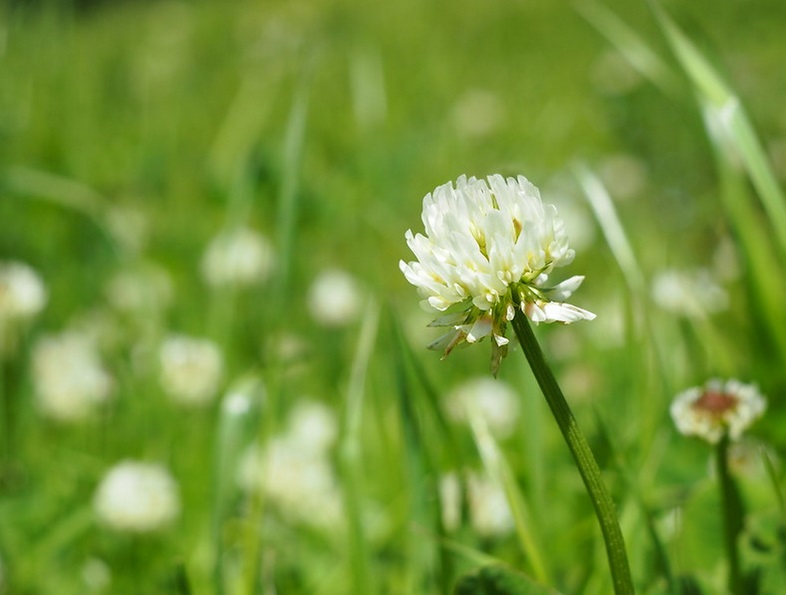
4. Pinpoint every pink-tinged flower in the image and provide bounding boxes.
[670,378,766,444]
[400,174,595,372]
